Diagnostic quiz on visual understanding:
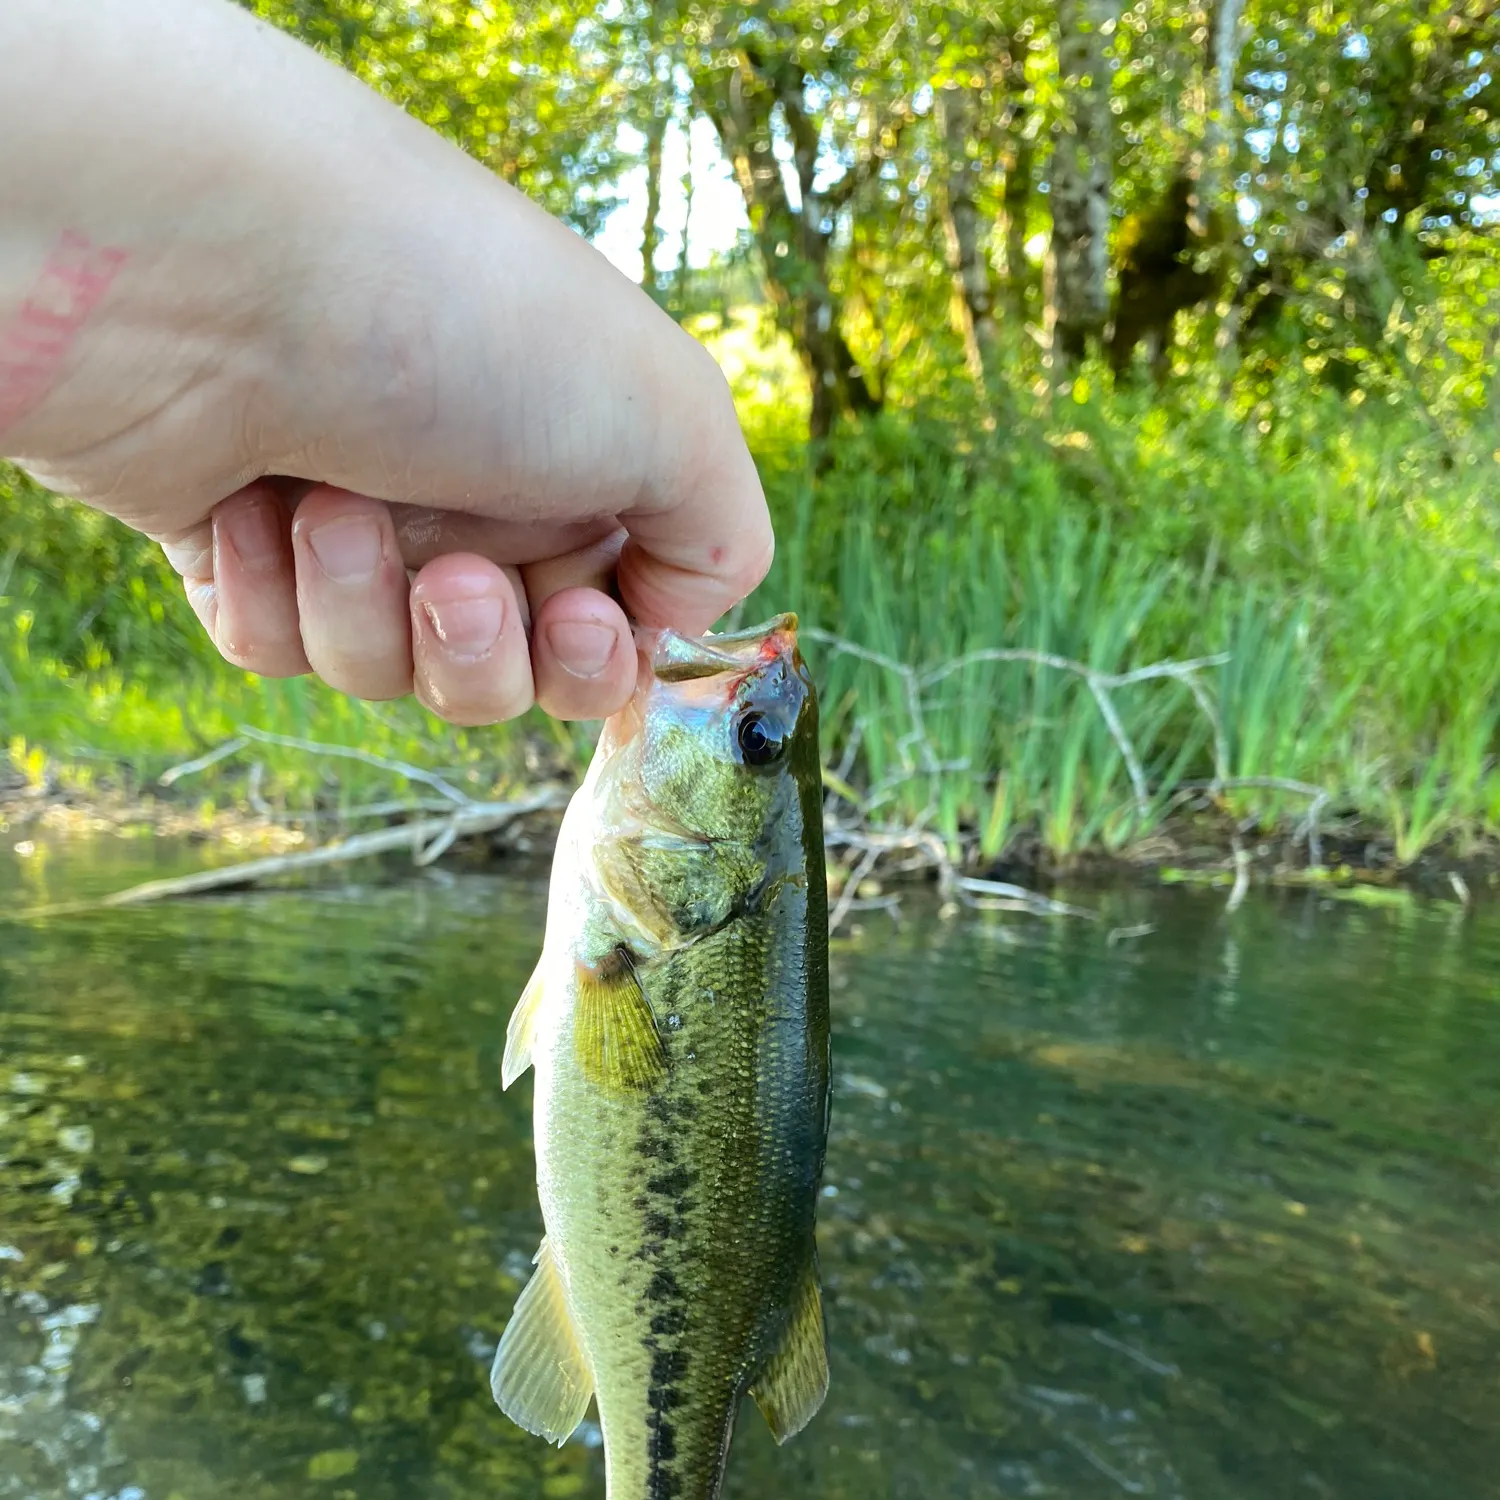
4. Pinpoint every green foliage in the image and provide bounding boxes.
[742,379,1500,865]
[239,0,632,235]
[8,353,1497,866]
